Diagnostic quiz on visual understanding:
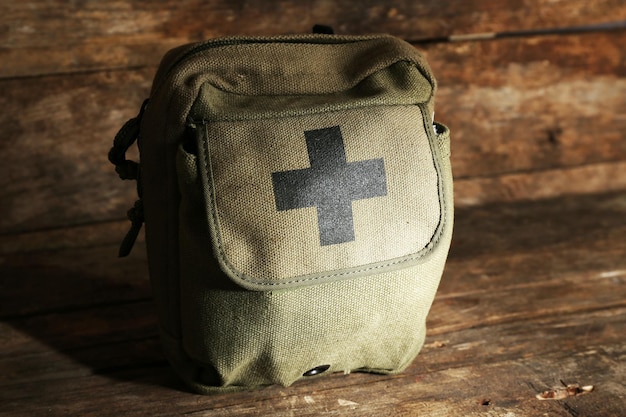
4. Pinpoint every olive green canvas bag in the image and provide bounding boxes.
[109,31,453,394]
